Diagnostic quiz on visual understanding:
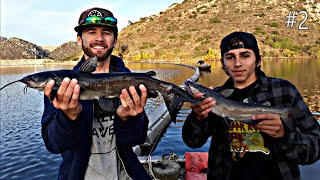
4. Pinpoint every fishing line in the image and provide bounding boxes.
[0,80,21,91]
